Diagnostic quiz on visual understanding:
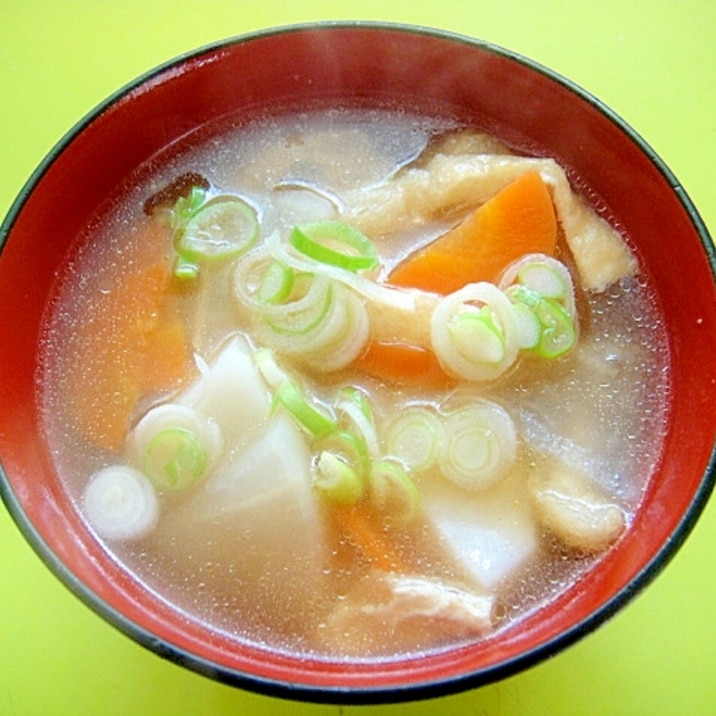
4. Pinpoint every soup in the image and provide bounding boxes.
[39,107,669,659]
